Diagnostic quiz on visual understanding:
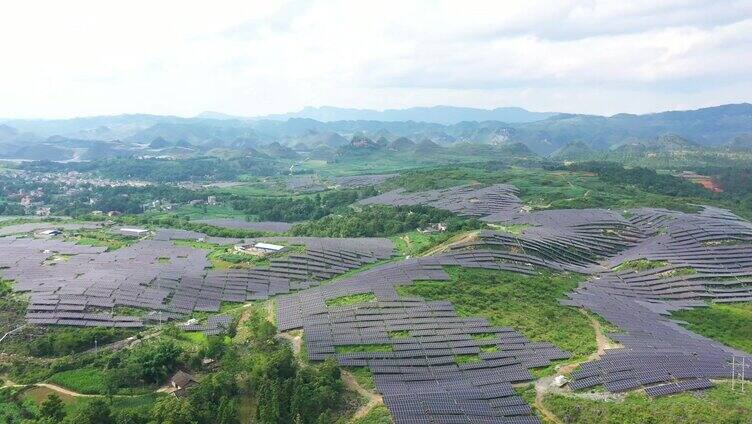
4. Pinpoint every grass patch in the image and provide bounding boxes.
[471,332,497,340]
[47,368,107,395]
[659,267,697,278]
[388,330,410,339]
[392,230,454,257]
[71,230,133,251]
[396,267,595,357]
[480,345,499,353]
[173,239,272,269]
[335,344,393,354]
[455,354,481,364]
[326,293,377,307]
[351,404,394,424]
[672,302,752,353]
[345,367,376,392]
[614,259,669,272]
[542,381,752,424]
[180,331,209,346]
[487,223,530,235]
